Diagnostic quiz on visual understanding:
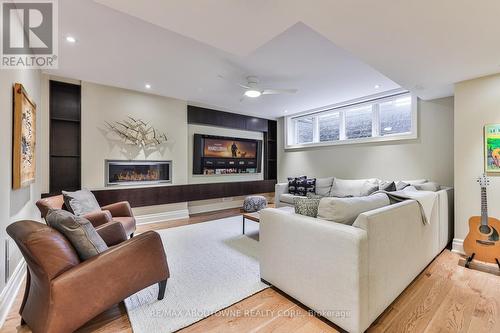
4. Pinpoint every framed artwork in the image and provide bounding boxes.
[484,123,500,174]
[12,83,36,189]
